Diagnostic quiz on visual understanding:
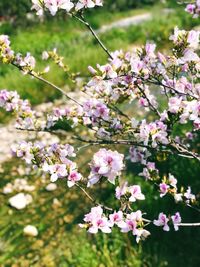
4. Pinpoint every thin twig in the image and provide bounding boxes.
[72,13,113,59]
[75,183,113,211]
[177,222,200,227]
[11,62,82,107]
